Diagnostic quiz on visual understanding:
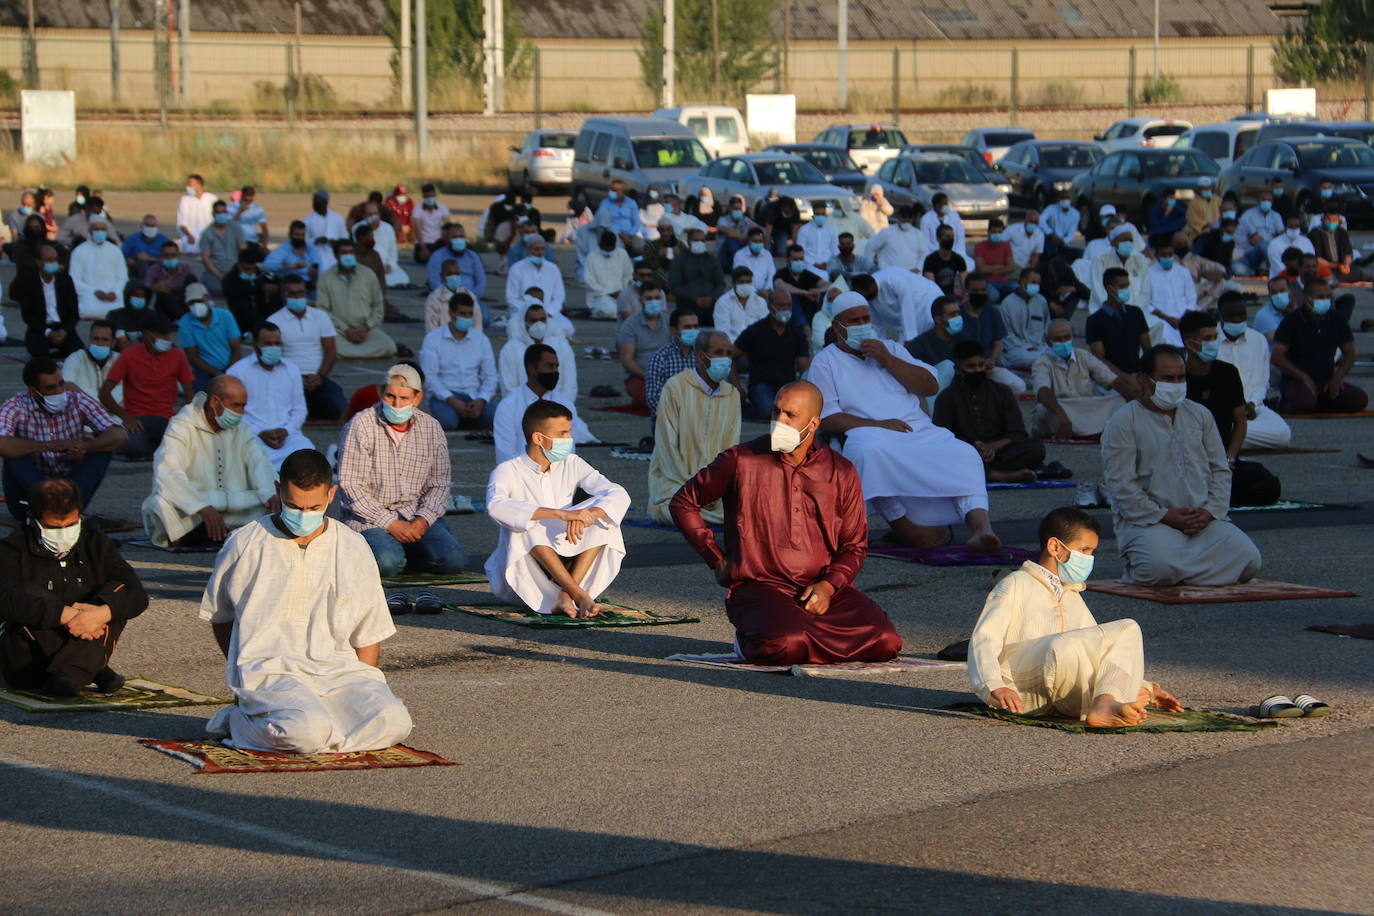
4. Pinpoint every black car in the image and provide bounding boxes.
[1218,136,1374,222]
[1325,120,1374,146]
[995,140,1104,208]
[899,143,1010,194]
[1070,148,1220,222]
[764,143,868,192]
